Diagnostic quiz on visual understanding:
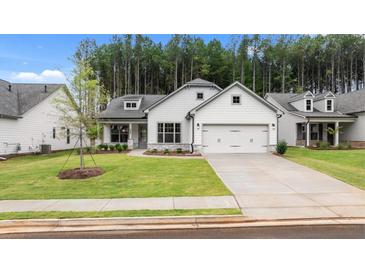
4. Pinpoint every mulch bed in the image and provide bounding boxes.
[58,167,104,179]
[143,151,202,157]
